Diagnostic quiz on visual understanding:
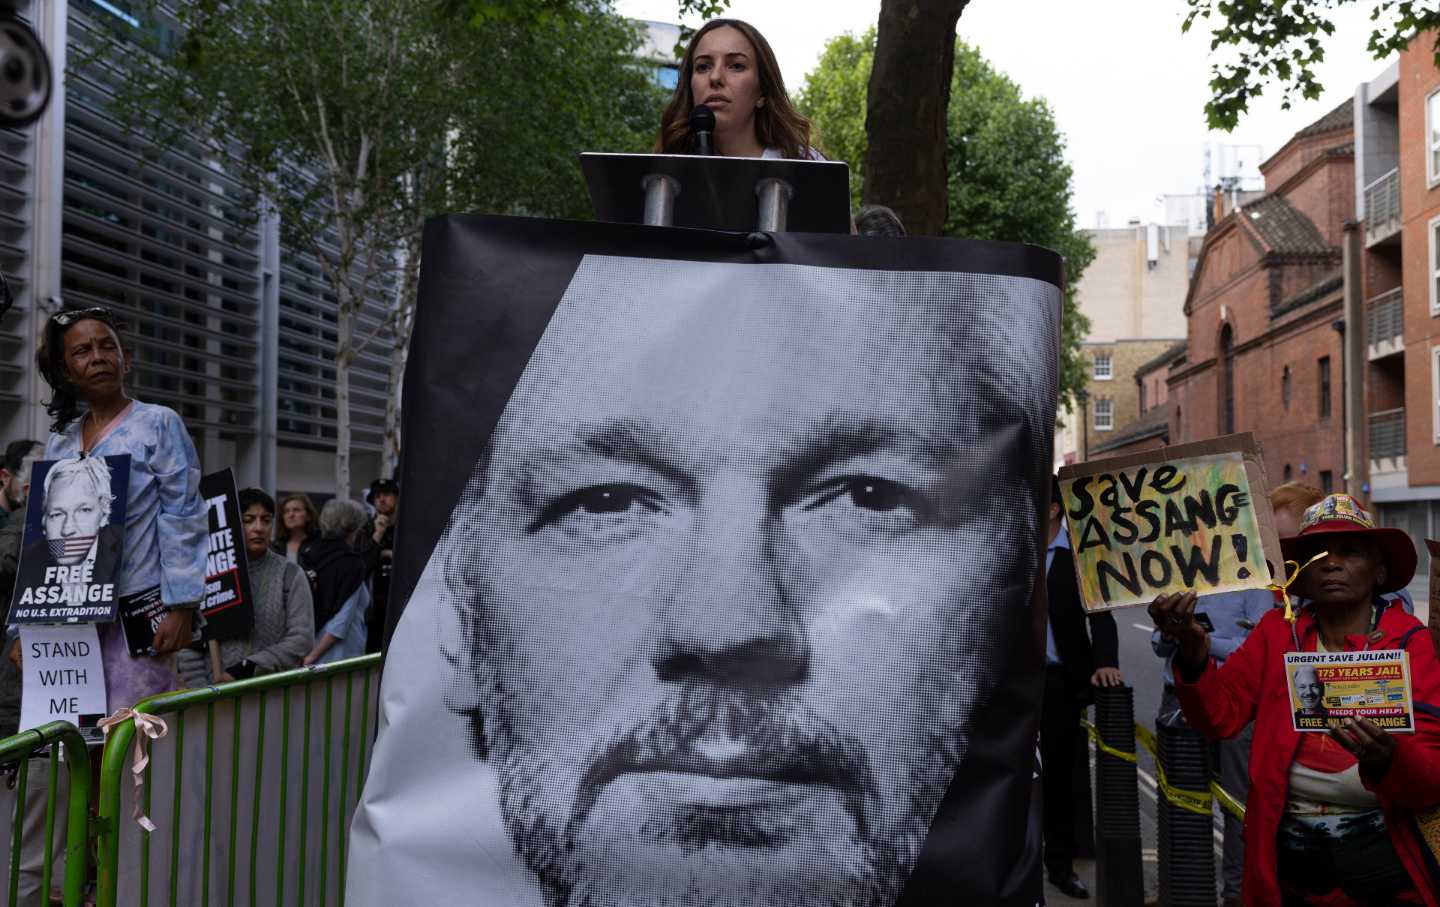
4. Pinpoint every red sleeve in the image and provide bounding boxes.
[1171,611,1275,740]
[1361,628,1440,809]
